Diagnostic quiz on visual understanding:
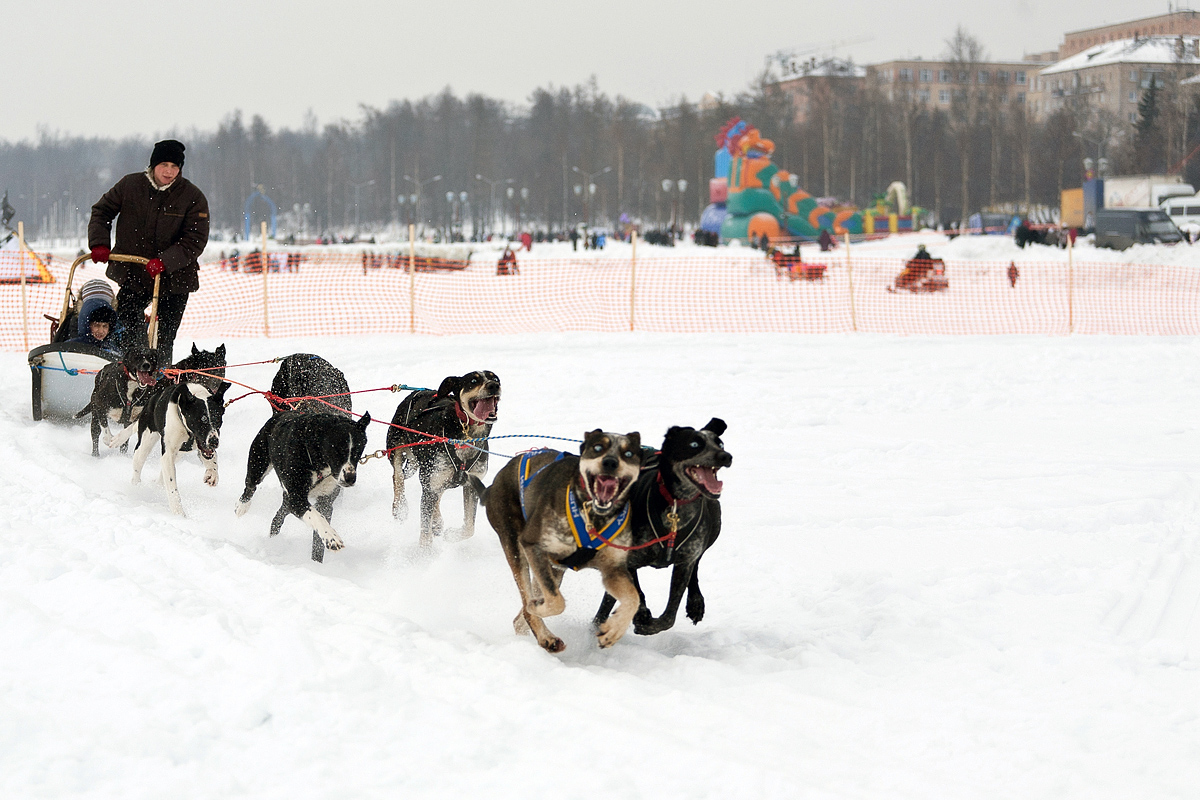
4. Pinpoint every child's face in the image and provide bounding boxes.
[90,321,110,341]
